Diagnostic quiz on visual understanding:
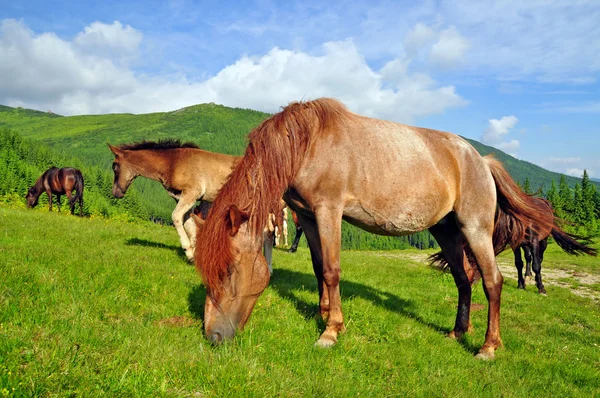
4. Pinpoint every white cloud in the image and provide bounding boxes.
[481,116,518,144]
[480,115,520,156]
[566,168,586,178]
[403,23,436,57]
[74,21,143,57]
[0,20,466,121]
[429,26,470,69]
